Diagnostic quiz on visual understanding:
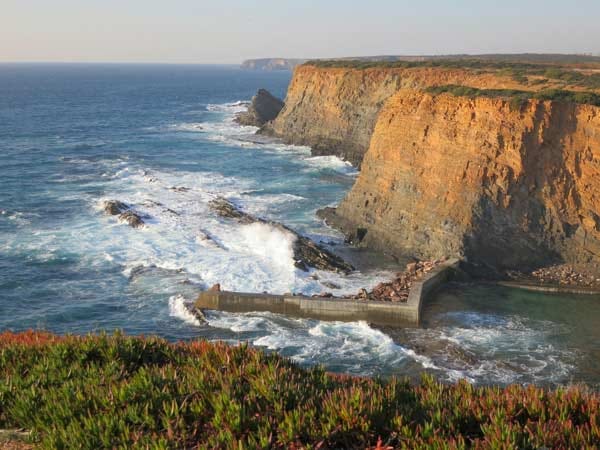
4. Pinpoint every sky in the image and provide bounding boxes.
[1,0,599,64]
